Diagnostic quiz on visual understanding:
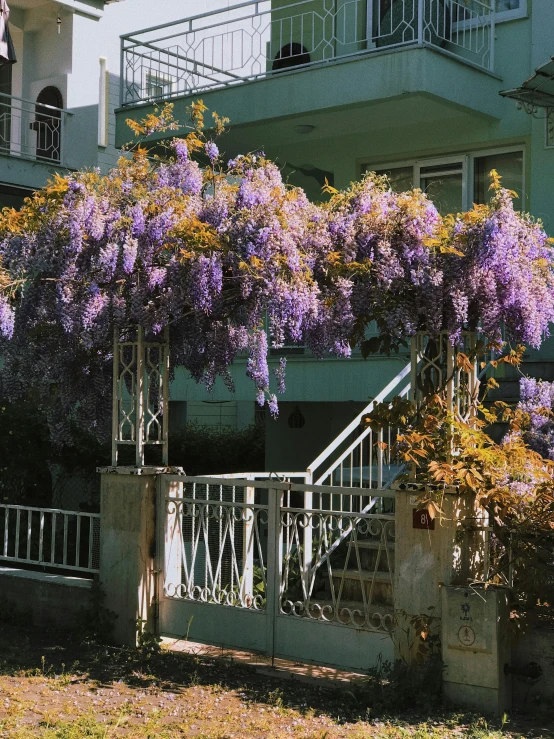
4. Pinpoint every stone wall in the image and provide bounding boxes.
[0,567,92,630]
